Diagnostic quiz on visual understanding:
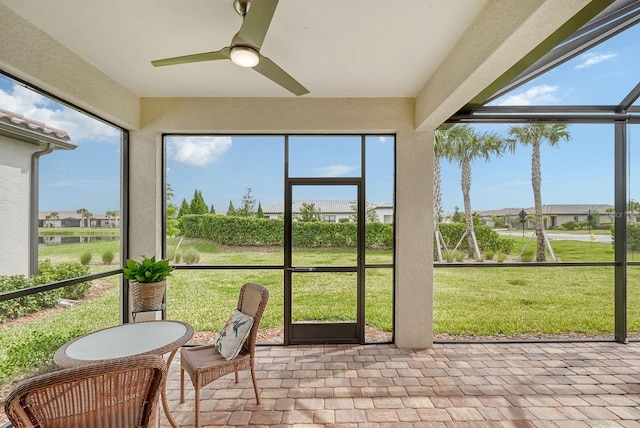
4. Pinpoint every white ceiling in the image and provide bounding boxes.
[0,0,489,98]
